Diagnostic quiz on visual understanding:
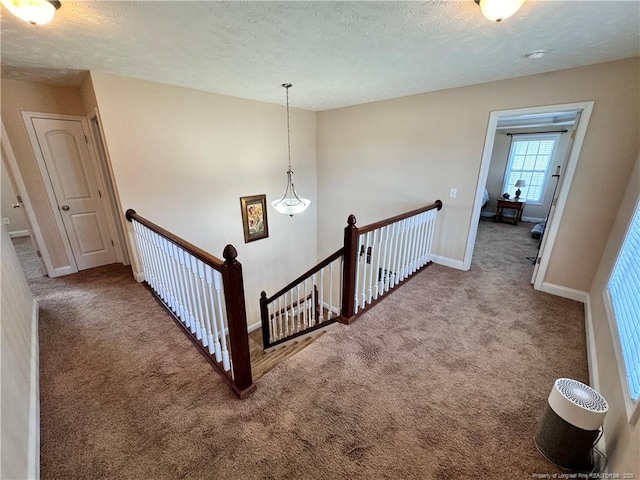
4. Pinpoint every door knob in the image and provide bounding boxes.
[61,205,70,211]
[12,203,21,209]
